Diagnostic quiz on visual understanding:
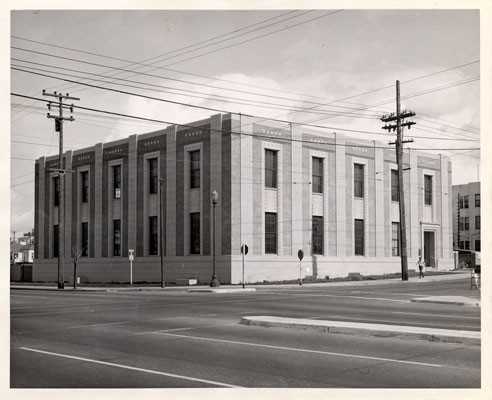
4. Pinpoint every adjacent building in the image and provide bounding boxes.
[33,113,454,284]
[452,182,481,252]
